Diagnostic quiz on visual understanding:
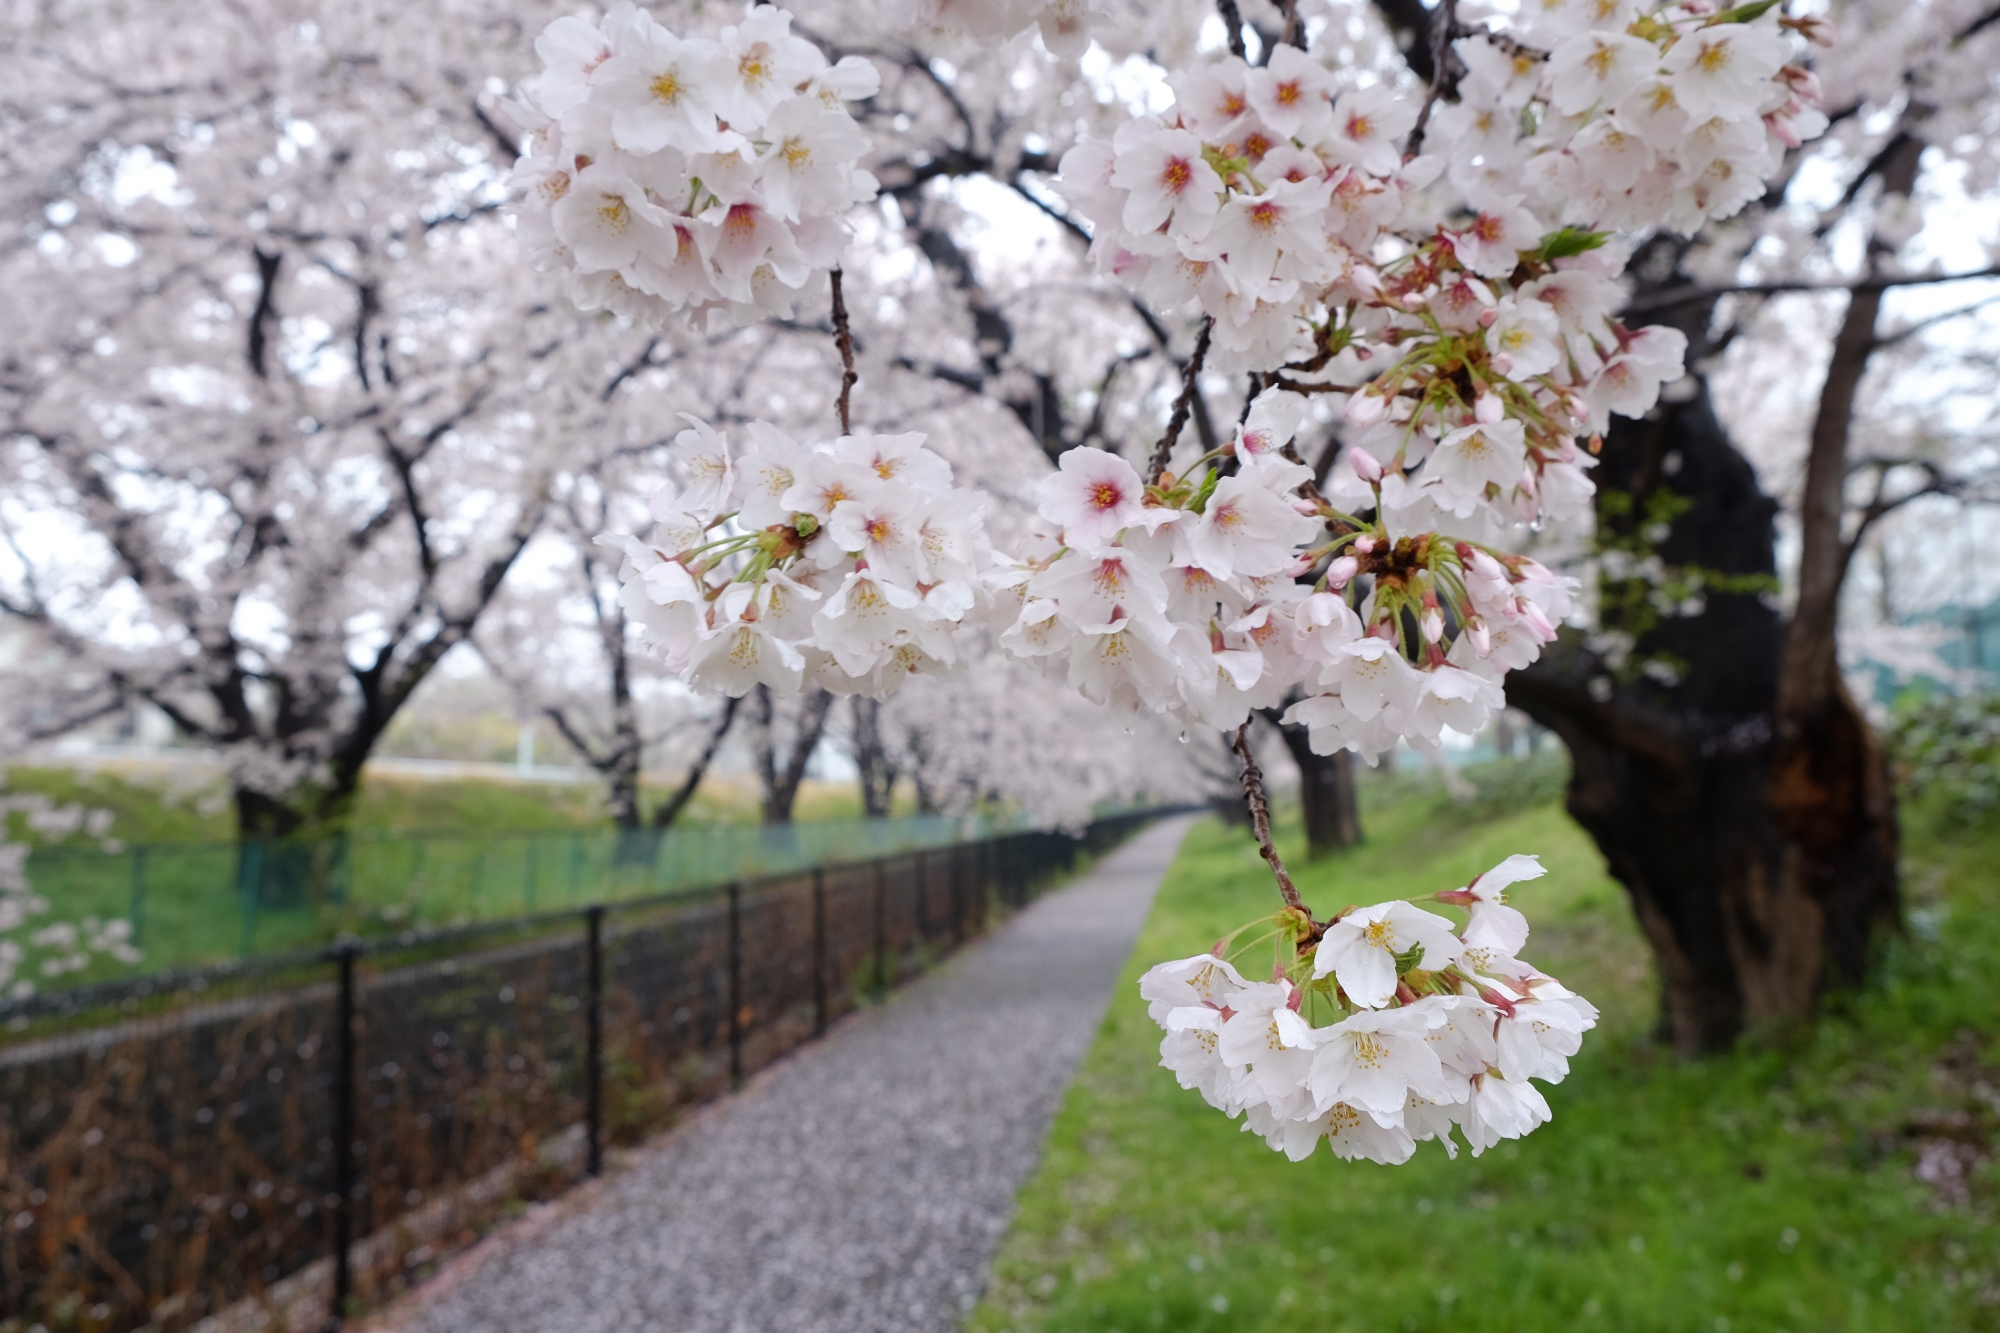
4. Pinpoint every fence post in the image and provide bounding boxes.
[726,883,744,1084]
[585,904,605,1177]
[324,942,361,1332]
[950,844,964,946]
[872,861,888,994]
[812,868,827,1036]
[129,846,146,947]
